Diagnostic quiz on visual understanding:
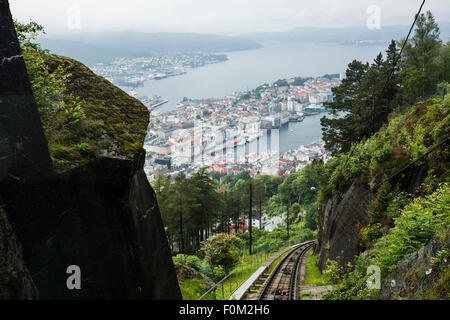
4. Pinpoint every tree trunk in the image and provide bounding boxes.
[179,209,184,254]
